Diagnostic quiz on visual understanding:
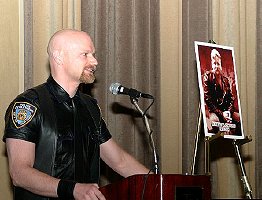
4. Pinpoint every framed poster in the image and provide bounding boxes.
[194,41,244,139]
